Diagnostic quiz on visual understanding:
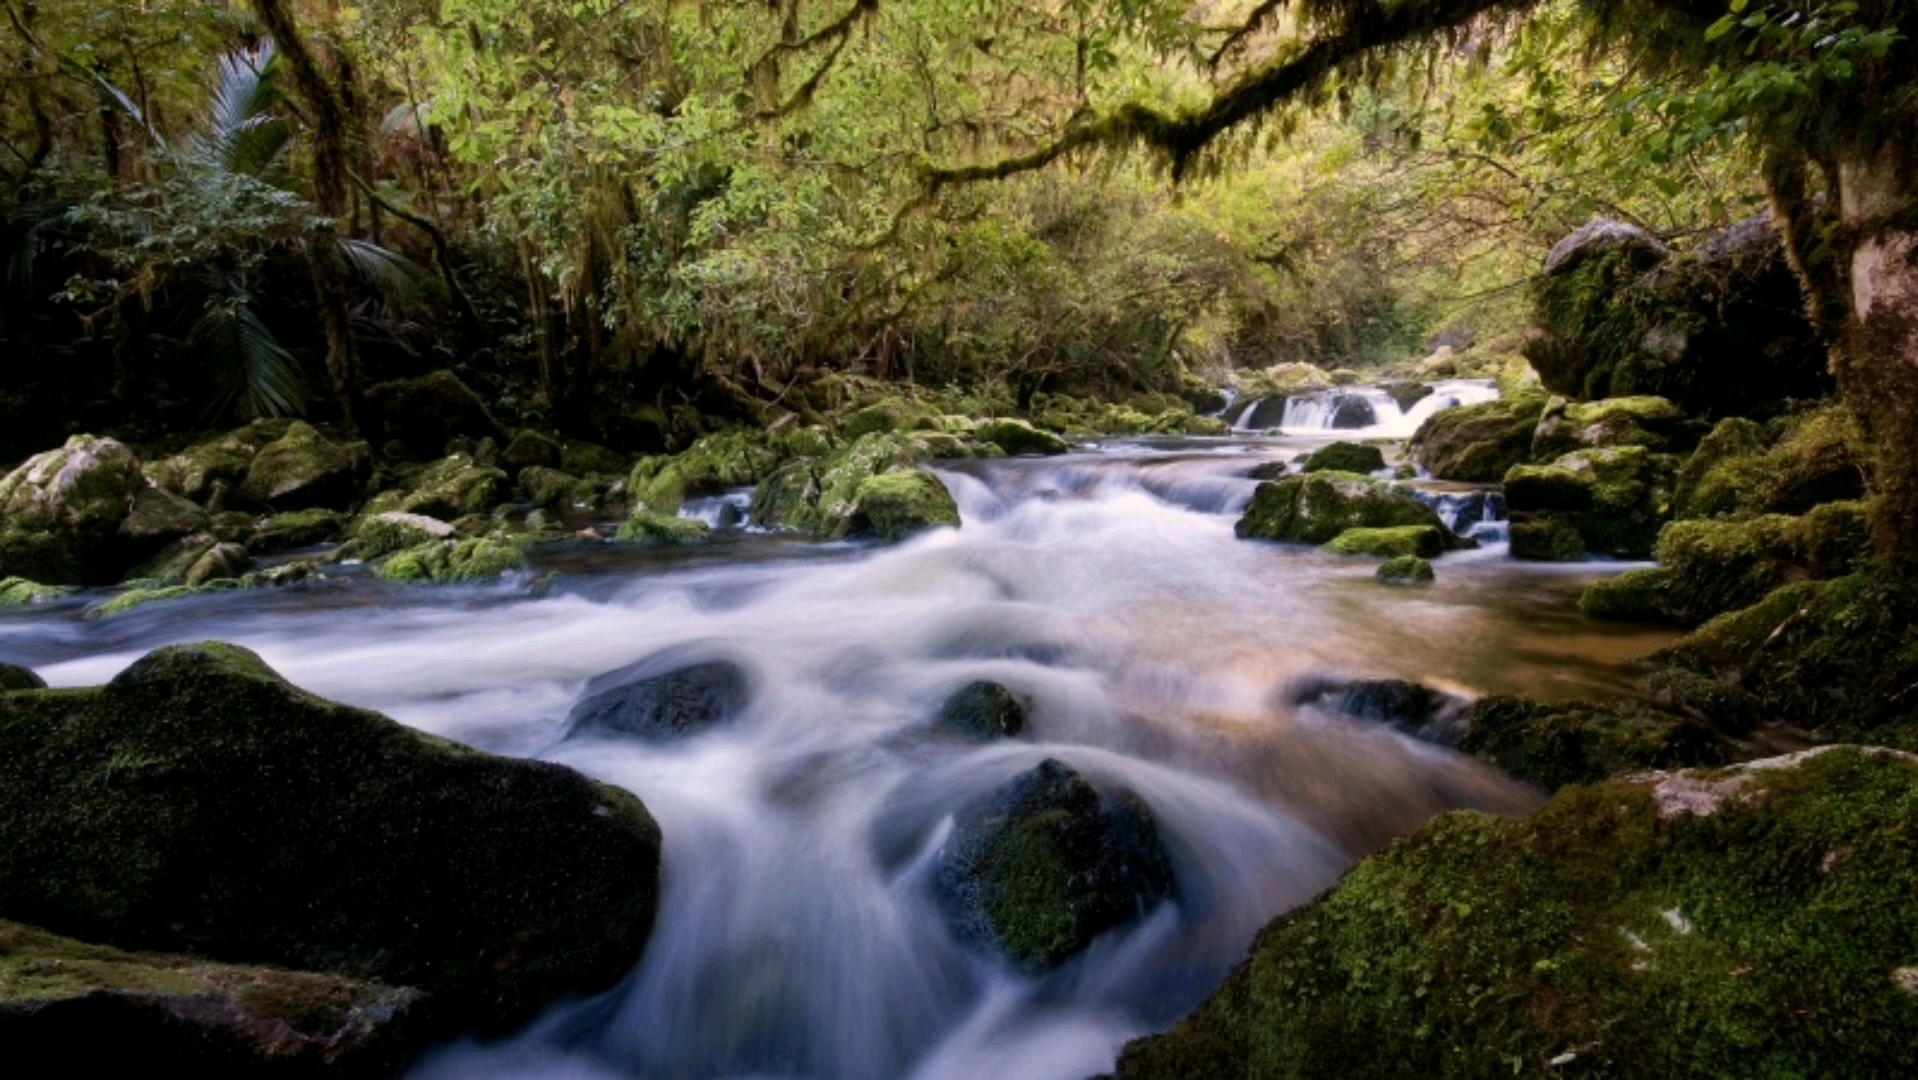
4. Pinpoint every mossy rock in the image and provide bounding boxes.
[0,918,423,1075]
[1114,747,1918,1078]
[564,655,751,741]
[247,508,345,555]
[1237,473,1447,546]
[0,435,150,585]
[363,370,504,459]
[354,512,456,560]
[934,681,1027,741]
[934,759,1174,973]
[375,538,524,584]
[1376,556,1434,585]
[238,423,372,512]
[615,511,711,545]
[0,578,75,608]
[0,643,660,1033]
[751,433,942,537]
[1381,382,1433,412]
[398,455,508,521]
[1511,445,1678,561]
[1657,574,1918,750]
[1457,694,1735,790]
[558,440,630,478]
[1408,393,1549,482]
[142,434,259,504]
[843,471,959,541]
[1674,405,1868,521]
[1503,462,1594,512]
[500,430,563,473]
[627,431,780,514]
[1529,394,1691,461]
[0,665,45,691]
[1323,525,1447,559]
[1301,442,1386,475]
[120,485,210,546]
[975,418,1069,457]
[518,466,580,512]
